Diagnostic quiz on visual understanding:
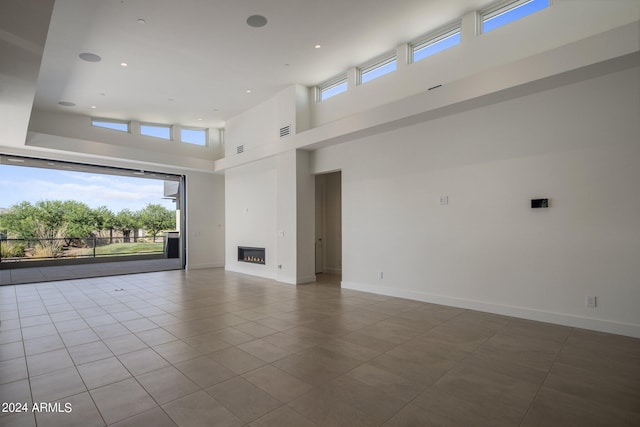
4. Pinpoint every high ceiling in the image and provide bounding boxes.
[32,0,495,129]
